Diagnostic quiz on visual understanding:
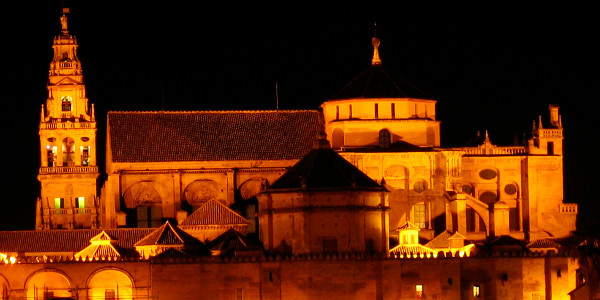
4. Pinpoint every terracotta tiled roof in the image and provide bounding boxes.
[389,244,438,256]
[179,200,249,226]
[134,221,202,247]
[0,228,153,254]
[425,231,469,249]
[107,110,323,162]
[74,231,137,259]
[527,239,562,250]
